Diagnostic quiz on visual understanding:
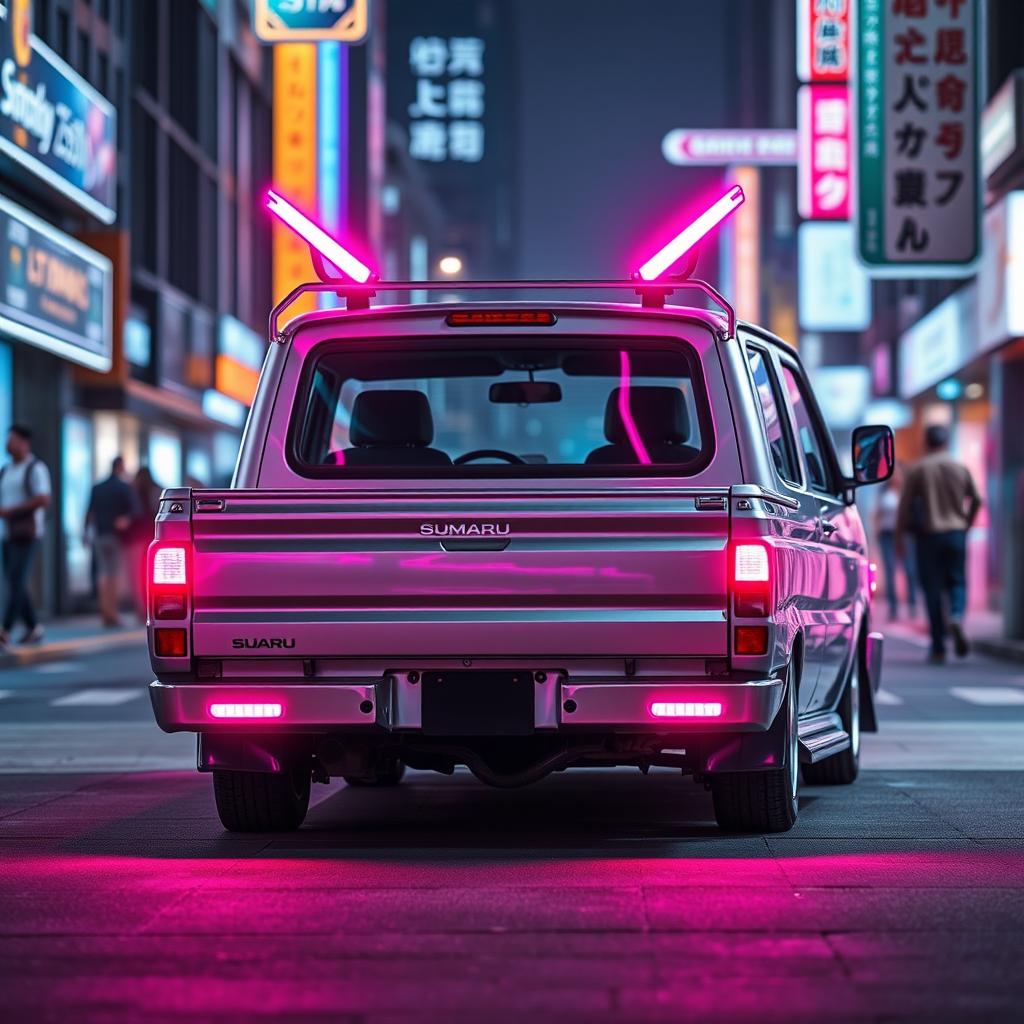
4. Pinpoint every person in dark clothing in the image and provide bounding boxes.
[86,456,141,627]
[897,425,982,663]
[129,466,162,620]
[0,425,52,650]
